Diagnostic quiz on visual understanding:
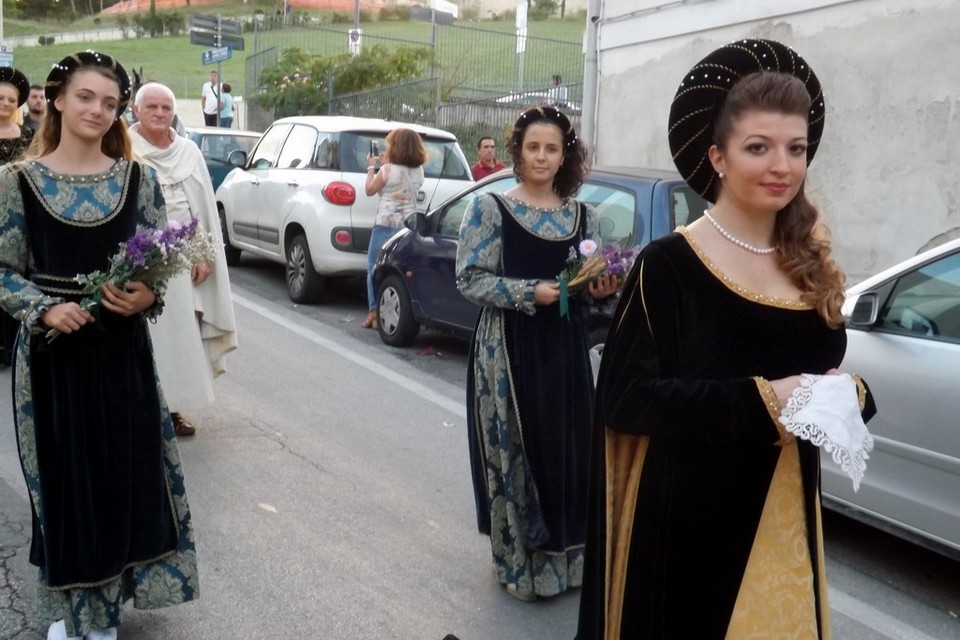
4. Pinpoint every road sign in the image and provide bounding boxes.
[189,13,220,31]
[190,30,245,51]
[201,45,233,66]
[219,20,243,36]
[348,28,362,56]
